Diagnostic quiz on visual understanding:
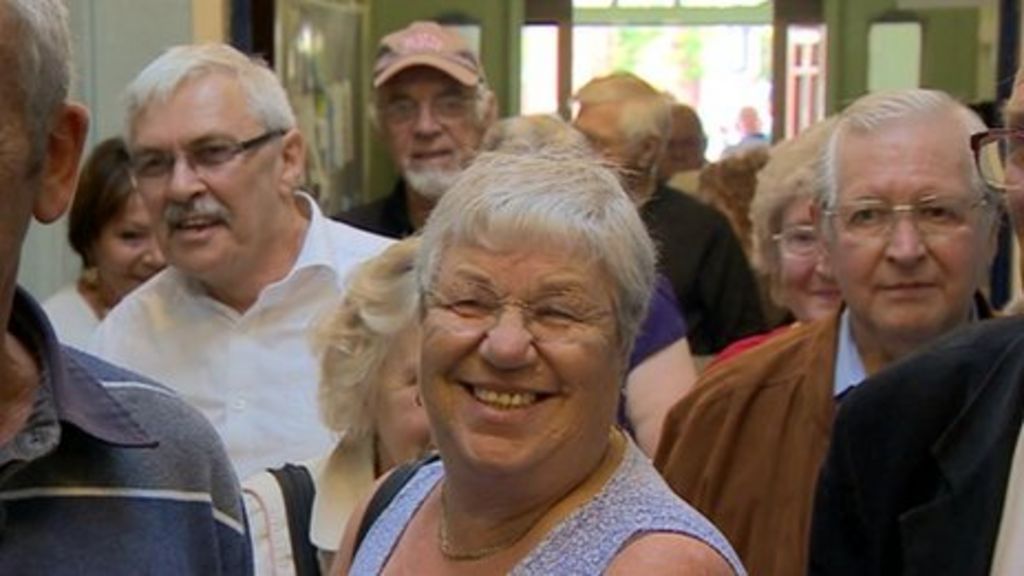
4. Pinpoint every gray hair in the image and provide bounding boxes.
[3,0,72,162]
[417,149,656,358]
[573,72,672,153]
[314,237,420,438]
[122,43,295,144]
[480,114,592,155]
[819,89,999,229]
[750,117,835,295]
